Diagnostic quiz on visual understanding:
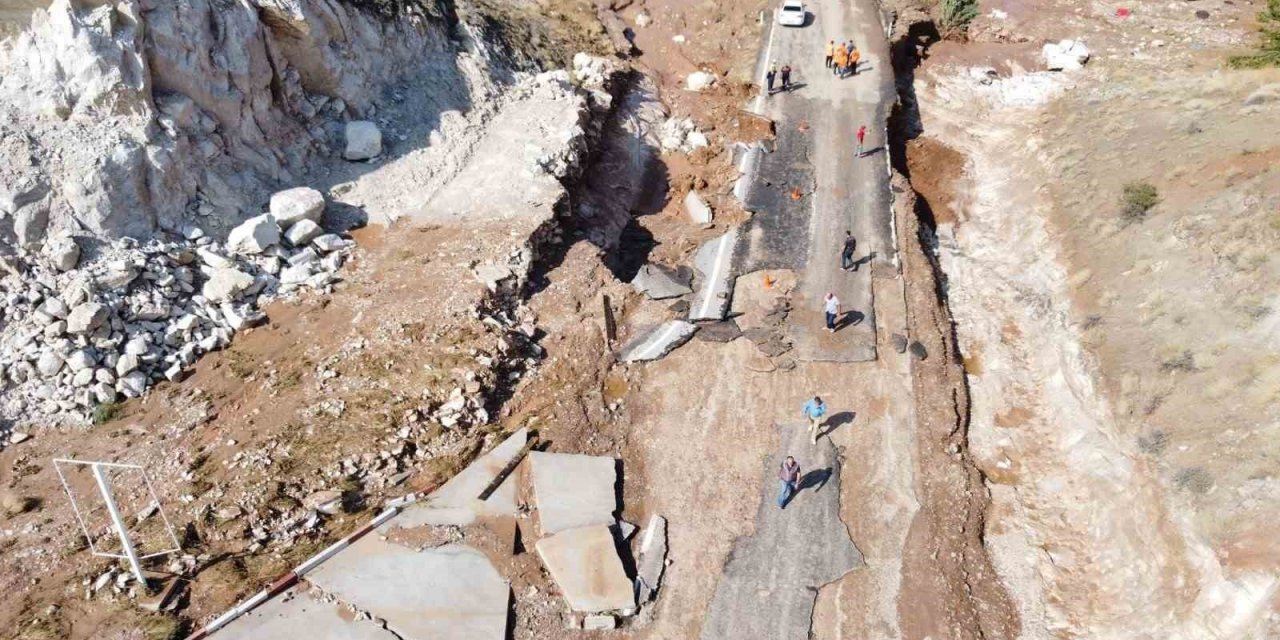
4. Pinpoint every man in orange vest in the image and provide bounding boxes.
[832,43,848,77]
[824,40,834,68]
[849,46,861,76]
